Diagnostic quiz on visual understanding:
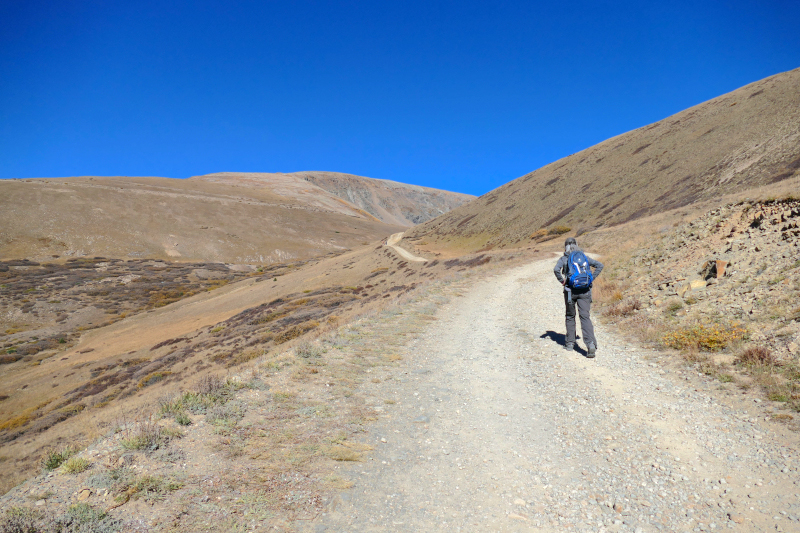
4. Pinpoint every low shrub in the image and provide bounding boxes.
[605,298,642,317]
[197,375,224,395]
[174,412,192,426]
[665,298,683,314]
[137,371,172,389]
[0,503,121,533]
[61,456,91,474]
[529,229,547,240]
[206,401,245,428]
[736,346,776,366]
[547,225,571,235]
[295,340,324,359]
[0,507,40,532]
[62,502,109,525]
[86,466,136,490]
[42,447,75,471]
[662,323,747,352]
[119,415,167,451]
[275,321,319,344]
[131,474,183,502]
